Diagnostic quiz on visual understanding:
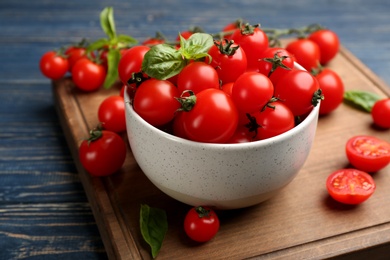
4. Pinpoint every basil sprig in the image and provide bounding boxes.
[87,7,137,89]
[142,33,214,80]
[344,90,381,112]
[140,204,168,258]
